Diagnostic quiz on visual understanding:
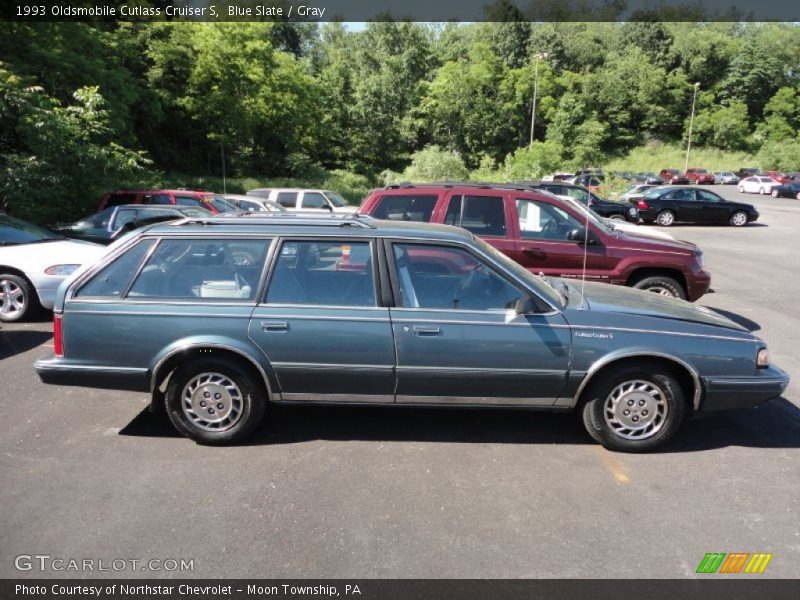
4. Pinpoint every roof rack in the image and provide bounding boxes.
[383,180,531,192]
[177,212,376,229]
